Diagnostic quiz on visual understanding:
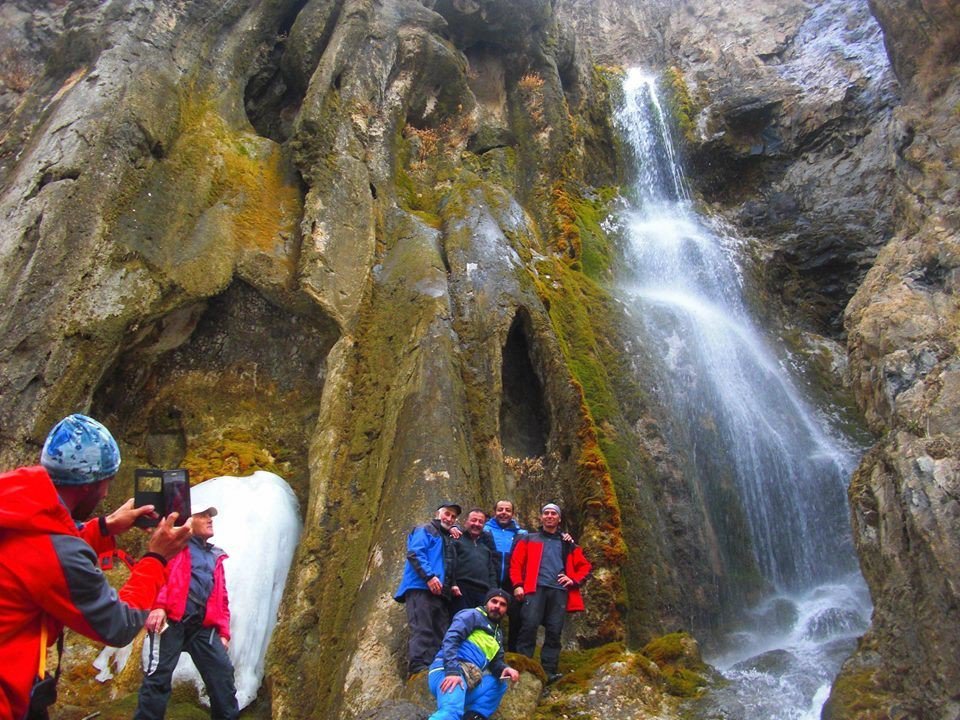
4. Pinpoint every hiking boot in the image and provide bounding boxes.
[546,672,563,684]
[462,712,487,720]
